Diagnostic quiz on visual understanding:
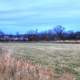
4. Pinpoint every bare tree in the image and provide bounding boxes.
[53,25,65,40]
